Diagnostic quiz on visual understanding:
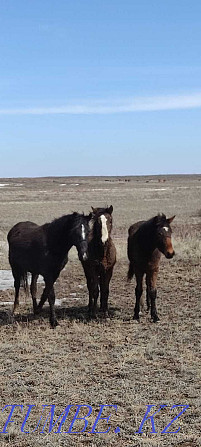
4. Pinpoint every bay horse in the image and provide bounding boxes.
[7,212,92,327]
[127,213,175,322]
[81,206,116,318]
